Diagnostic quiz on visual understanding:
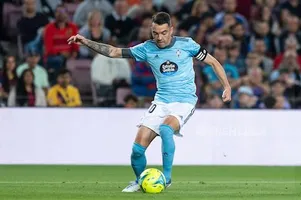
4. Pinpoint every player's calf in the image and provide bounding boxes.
[160,124,175,183]
[131,143,146,180]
